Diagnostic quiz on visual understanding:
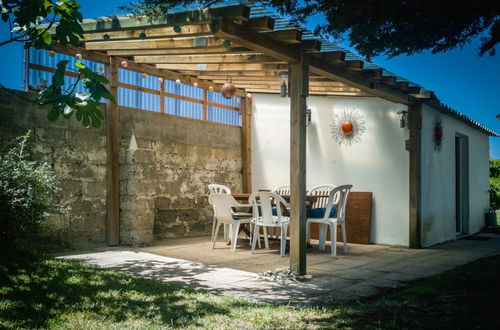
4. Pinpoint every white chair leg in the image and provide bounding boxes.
[251,225,260,253]
[213,221,222,249]
[341,222,348,254]
[330,222,337,256]
[263,227,269,250]
[230,222,241,252]
[275,228,281,240]
[319,223,327,251]
[211,216,217,241]
[280,224,288,257]
[223,224,228,240]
